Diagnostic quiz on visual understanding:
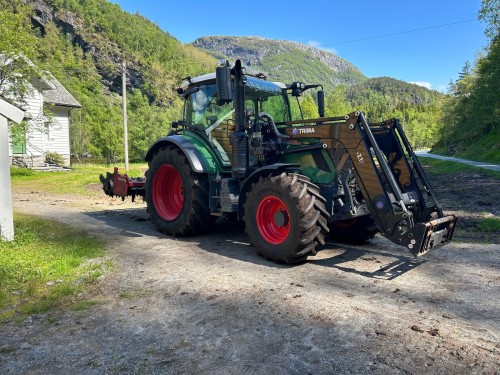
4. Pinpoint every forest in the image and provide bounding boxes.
[432,0,499,162]
[0,0,216,162]
[0,0,498,163]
